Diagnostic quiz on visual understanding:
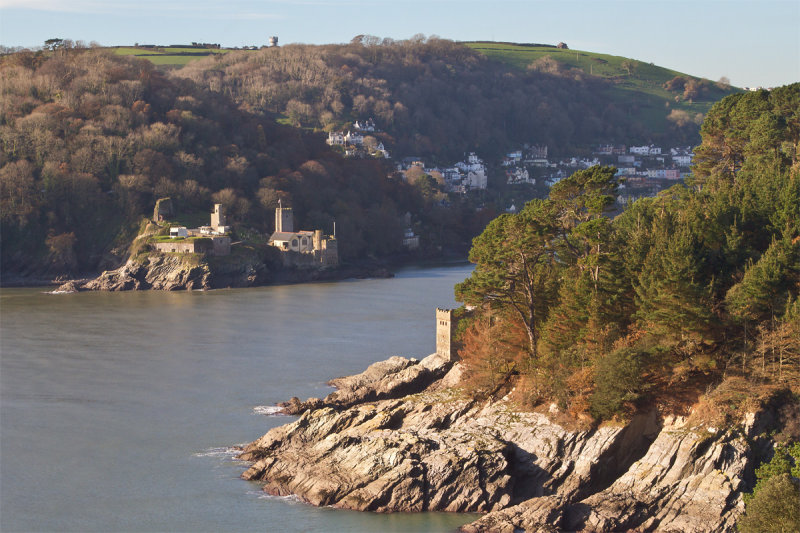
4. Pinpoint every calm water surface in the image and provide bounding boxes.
[1,264,477,532]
